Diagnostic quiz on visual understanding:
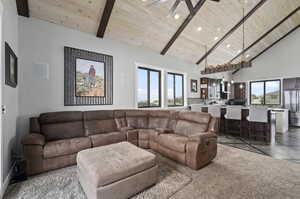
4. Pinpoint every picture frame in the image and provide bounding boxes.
[191,79,198,93]
[64,47,113,106]
[5,42,18,88]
